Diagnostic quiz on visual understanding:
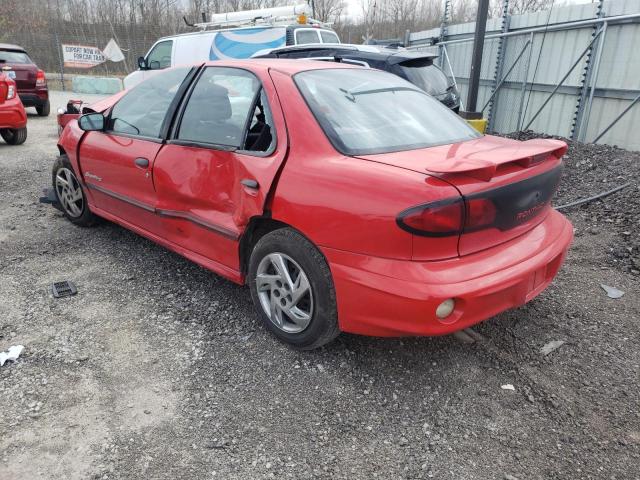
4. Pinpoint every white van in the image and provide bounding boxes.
[124,4,340,89]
